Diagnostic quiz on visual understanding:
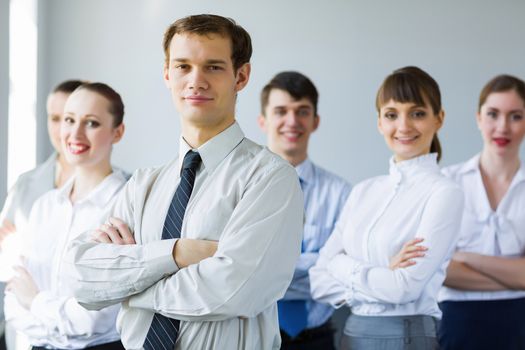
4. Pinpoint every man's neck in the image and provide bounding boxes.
[181,120,235,149]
